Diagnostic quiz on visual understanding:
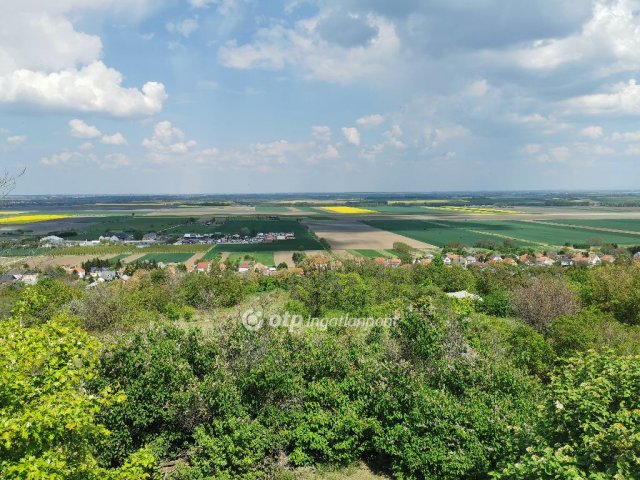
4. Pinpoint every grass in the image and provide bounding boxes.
[225,251,275,265]
[136,252,194,264]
